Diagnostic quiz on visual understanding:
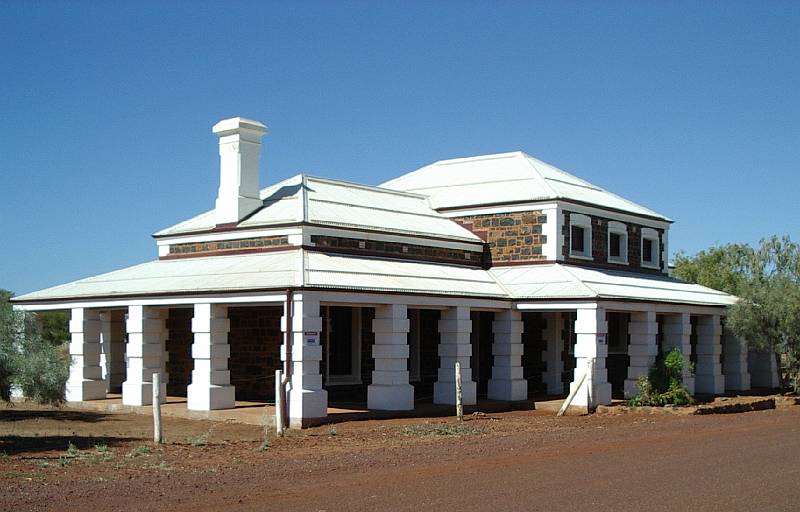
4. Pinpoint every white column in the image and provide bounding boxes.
[569,307,612,409]
[541,313,565,395]
[662,313,695,395]
[624,311,658,399]
[188,303,235,410]
[695,315,725,394]
[749,346,780,388]
[488,310,527,401]
[66,308,106,401]
[368,304,413,410]
[282,293,327,428]
[723,326,751,391]
[122,306,167,406]
[434,306,477,405]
